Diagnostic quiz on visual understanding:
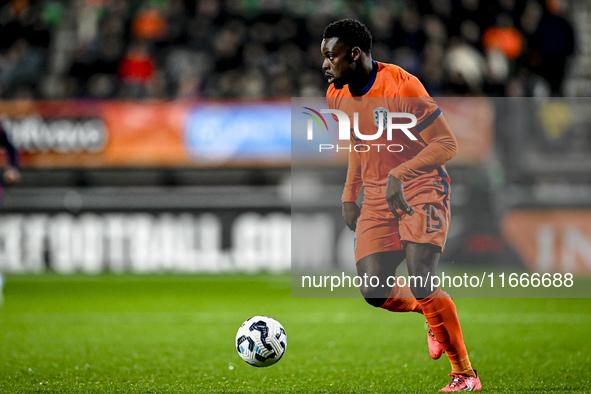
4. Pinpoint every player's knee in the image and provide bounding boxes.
[359,286,388,308]
[408,274,438,299]
[363,295,387,308]
[409,283,431,300]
